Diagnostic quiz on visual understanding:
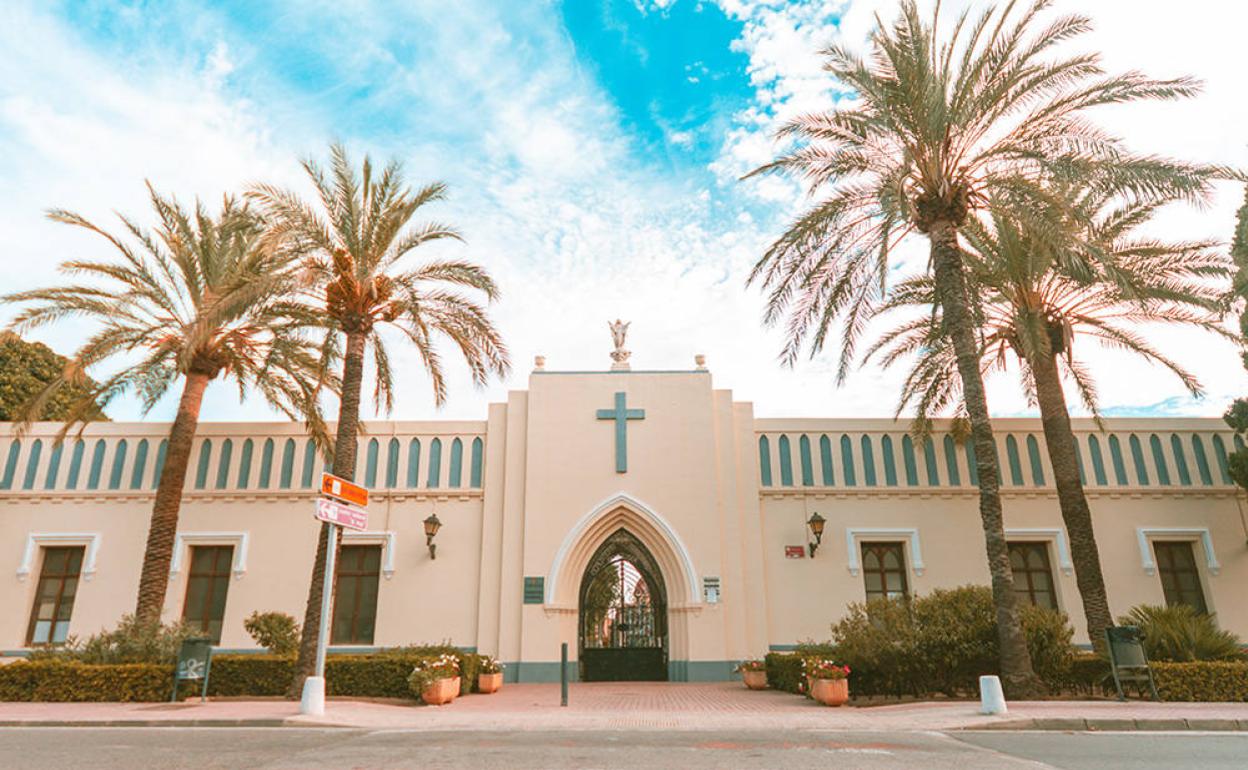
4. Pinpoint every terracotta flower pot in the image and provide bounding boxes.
[422,676,461,706]
[478,672,503,694]
[742,669,768,690]
[811,677,849,707]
